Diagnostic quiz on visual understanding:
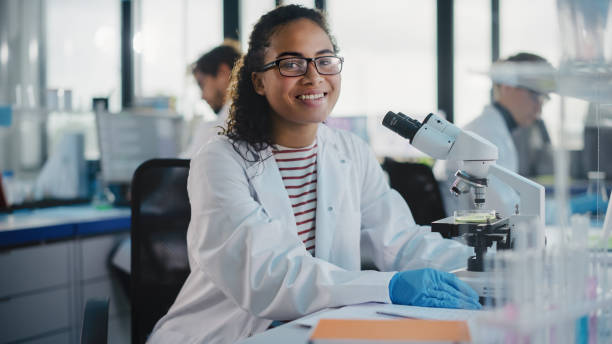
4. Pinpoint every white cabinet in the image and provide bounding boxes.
[78,234,131,344]
[0,232,130,344]
[0,288,70,343]
[20,331,71,344]
[0,242,71,298]
[80,235,120,280]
